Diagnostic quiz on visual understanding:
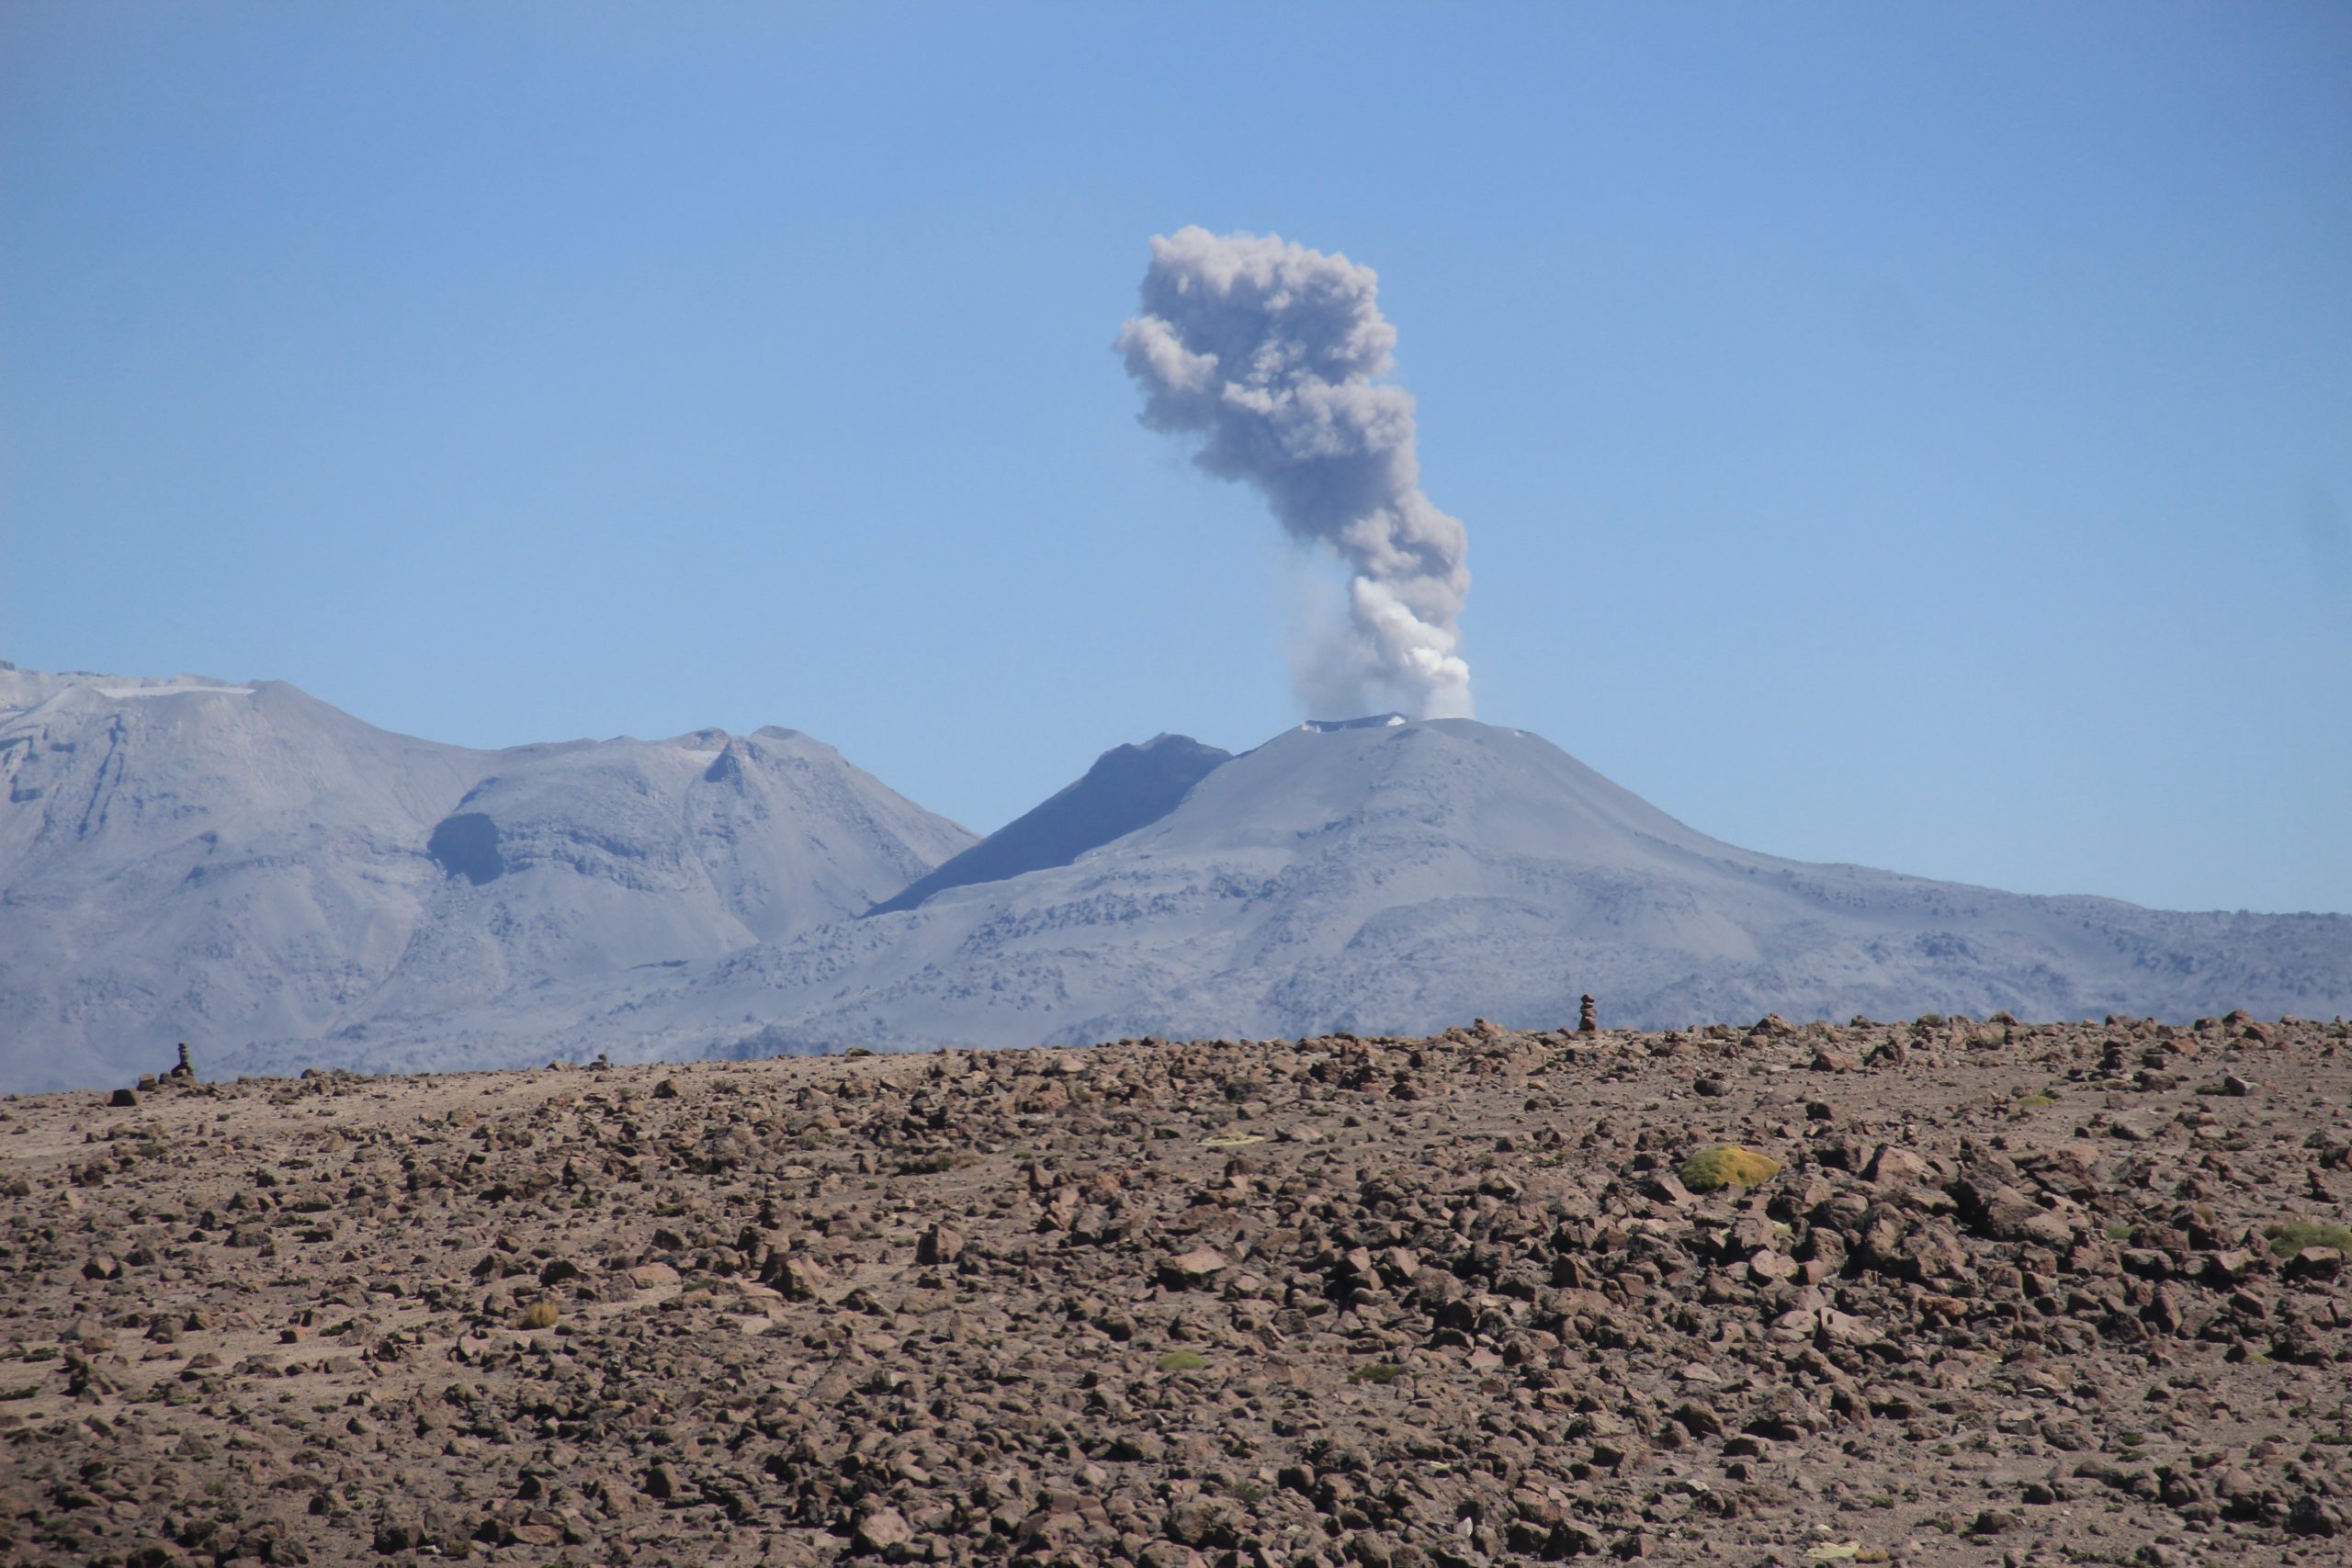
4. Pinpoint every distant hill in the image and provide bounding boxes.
[0,667,973,1091]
